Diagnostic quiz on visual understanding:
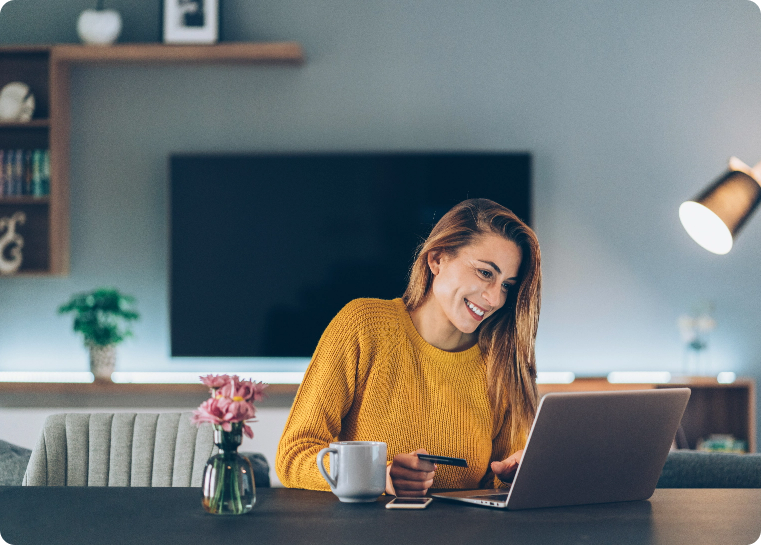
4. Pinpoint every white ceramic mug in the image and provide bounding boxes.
[316,441,387,503]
